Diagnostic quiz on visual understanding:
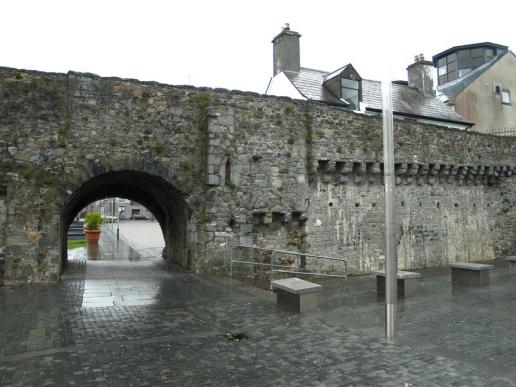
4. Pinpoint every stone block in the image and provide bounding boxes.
[449,263,494,286]
[271,278,322,313]
[375,270,420,298]
[206,174,220,186]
